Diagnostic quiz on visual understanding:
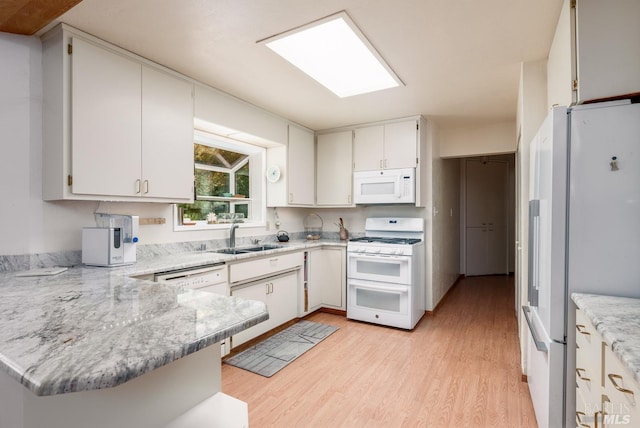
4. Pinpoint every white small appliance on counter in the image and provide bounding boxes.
[82,214,139,266]
[353,167,415,204]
